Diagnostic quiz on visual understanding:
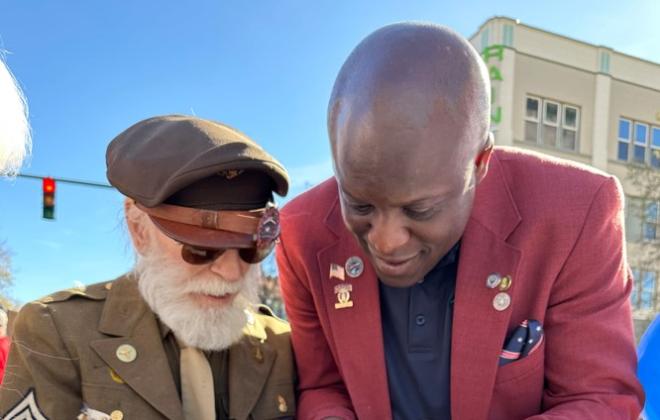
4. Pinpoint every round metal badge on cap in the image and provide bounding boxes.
[116,344,137,363]
[345,256,364,278]
[492,292,511,311]
[486,273,501,289]
[111,410,124,420]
